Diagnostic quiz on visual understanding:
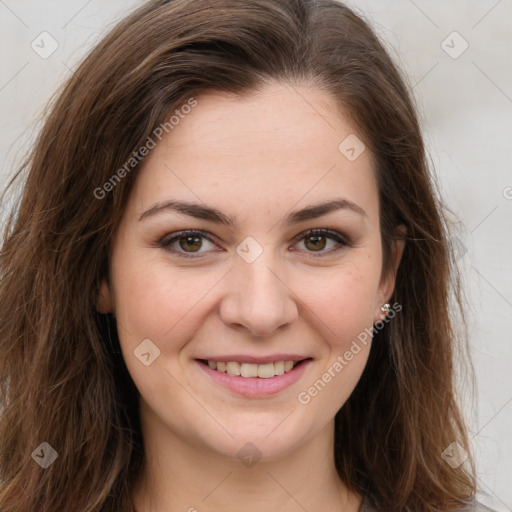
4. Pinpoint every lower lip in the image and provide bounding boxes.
[195,359,312,398]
